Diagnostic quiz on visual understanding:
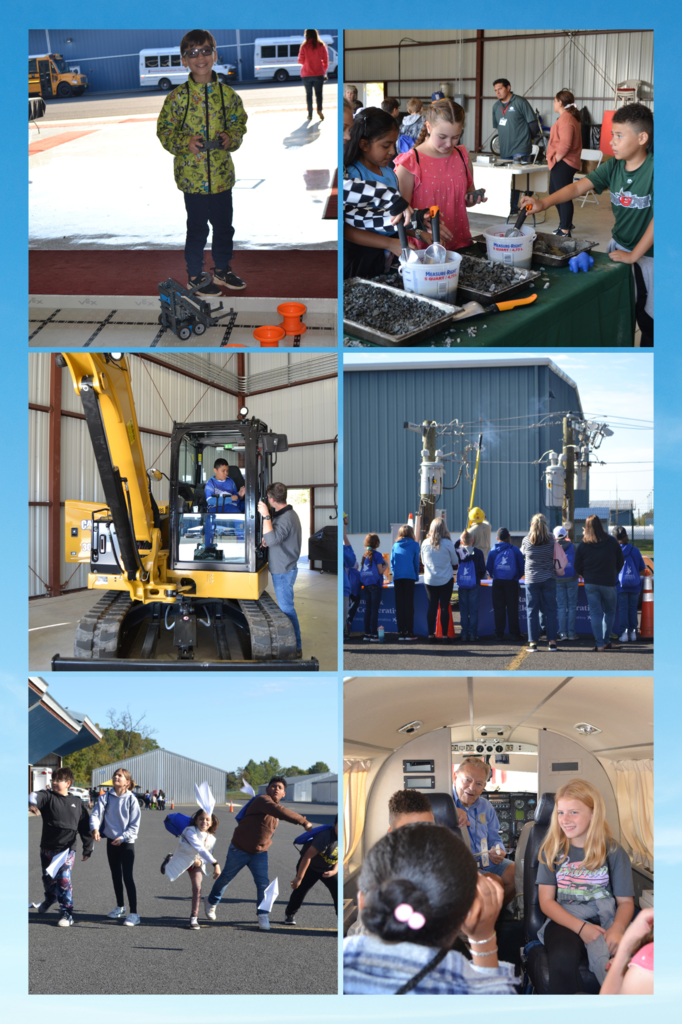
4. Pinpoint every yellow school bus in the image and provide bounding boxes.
[29,53,88,99]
